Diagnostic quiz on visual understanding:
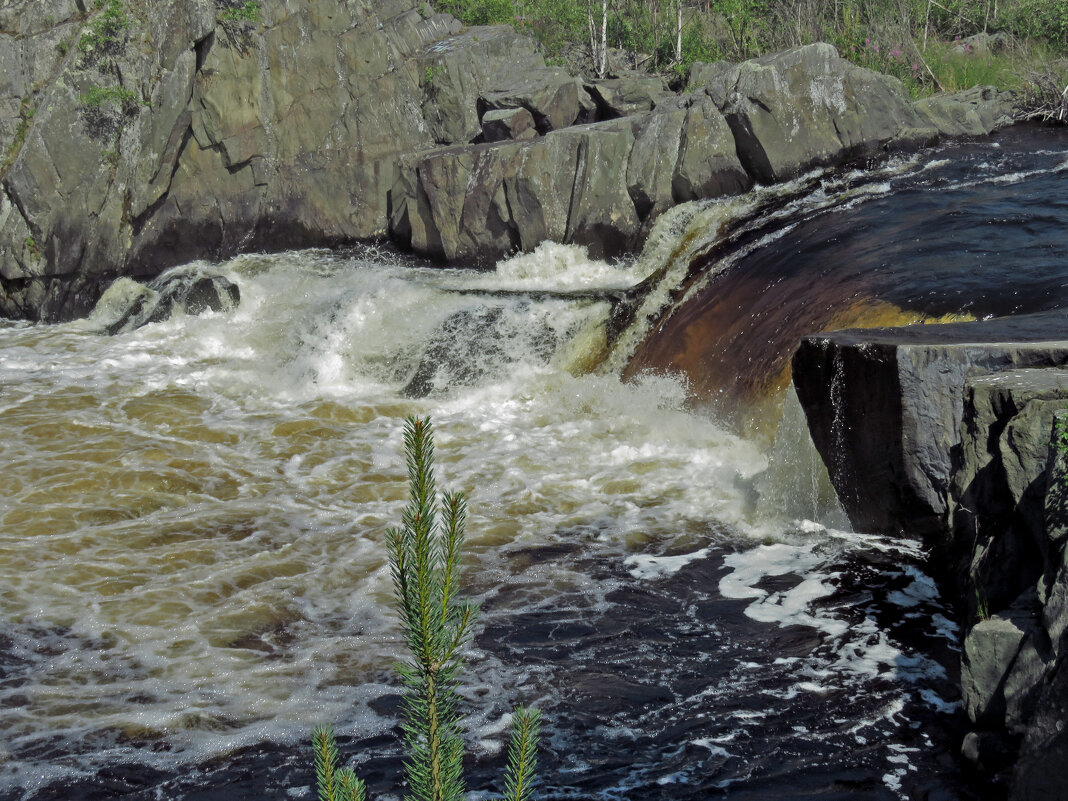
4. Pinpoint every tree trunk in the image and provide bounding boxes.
[586,0,600,76]
[675,0,682,62]
[600,0,608,77]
